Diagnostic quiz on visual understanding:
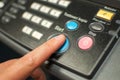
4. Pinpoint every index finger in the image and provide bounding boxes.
[1,34,66,80]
